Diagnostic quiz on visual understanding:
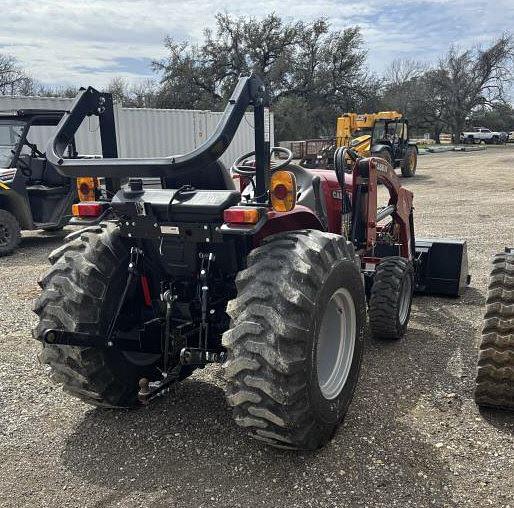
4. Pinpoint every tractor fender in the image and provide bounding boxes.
[407,142,418,152]
[255,205,324,245]
[0,184,33,229]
